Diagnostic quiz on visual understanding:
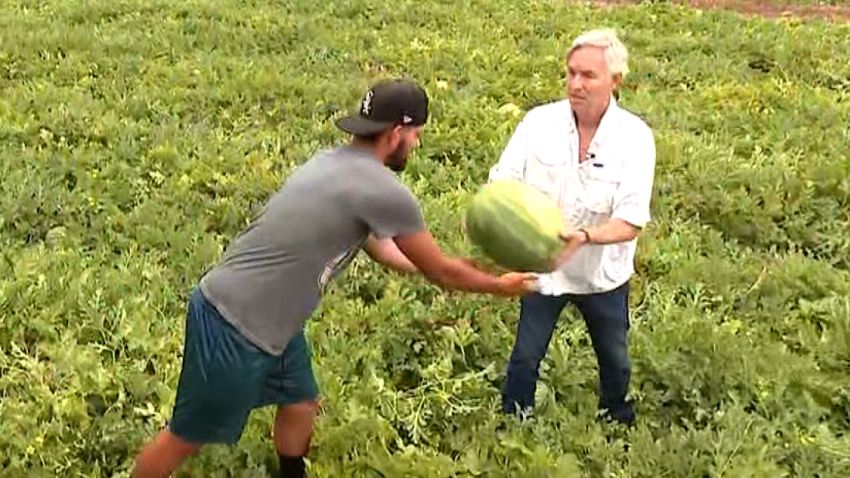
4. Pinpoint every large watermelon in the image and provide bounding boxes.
[465,180,567,273]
